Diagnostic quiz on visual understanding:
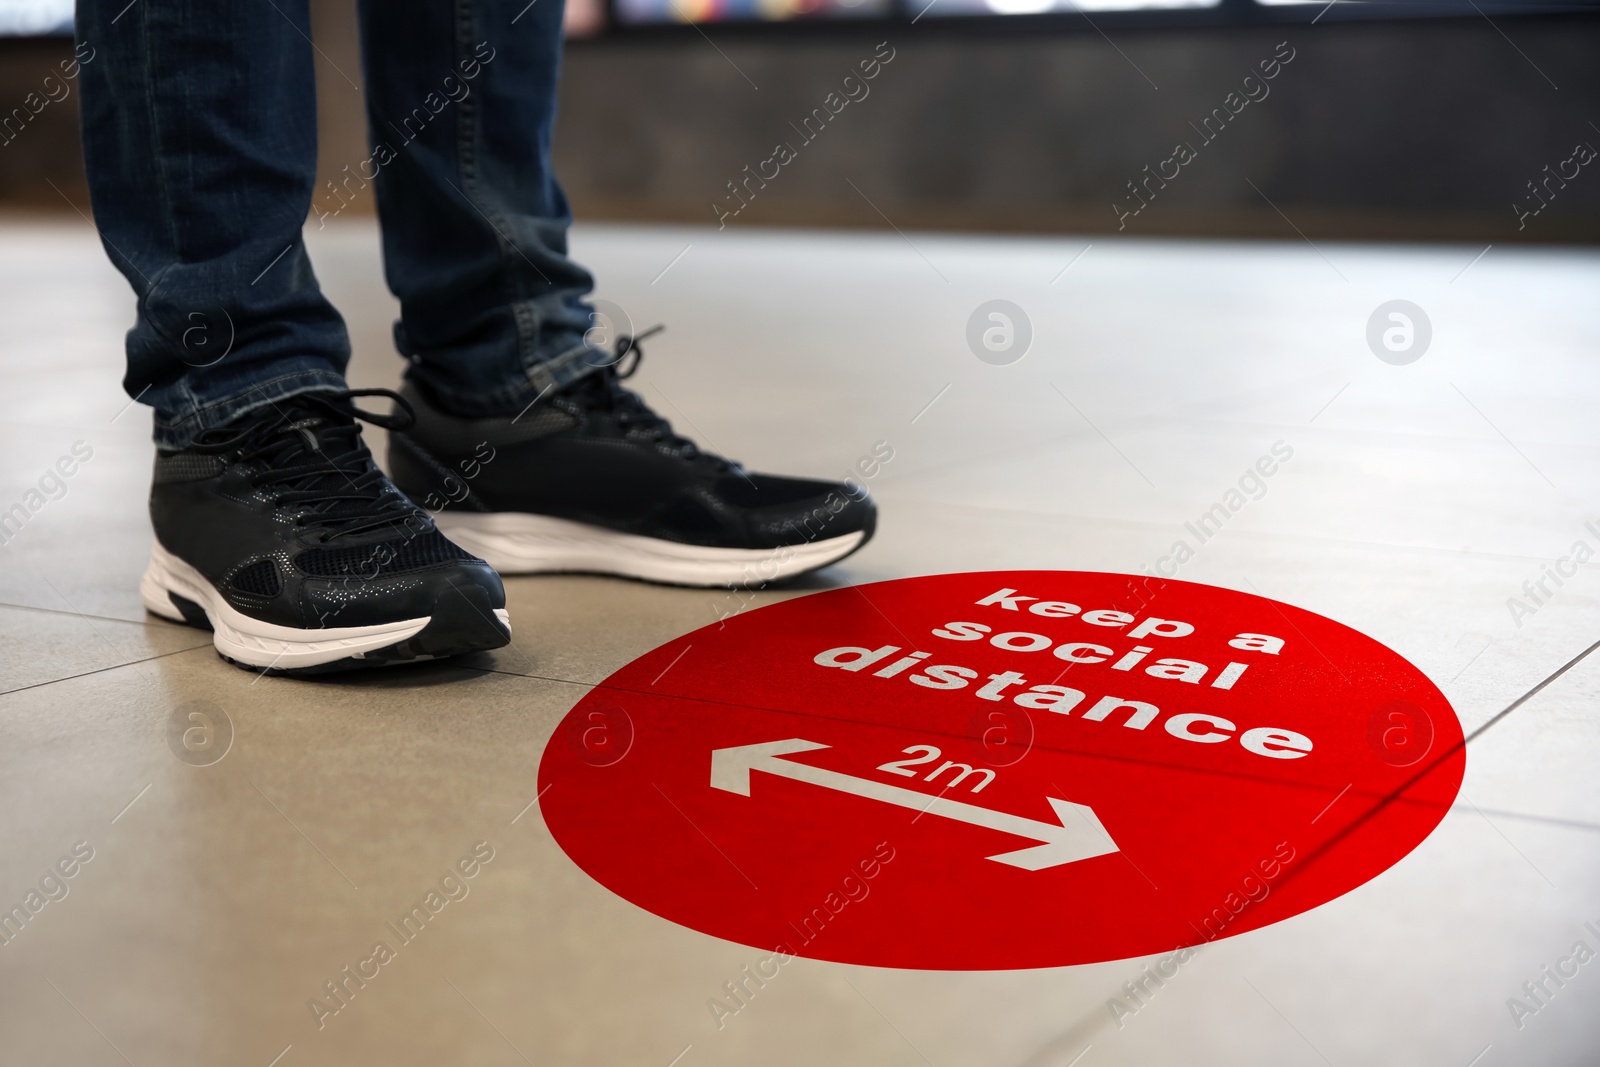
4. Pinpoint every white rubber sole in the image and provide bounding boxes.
[140,542,511,671]
[432,510,867,587]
